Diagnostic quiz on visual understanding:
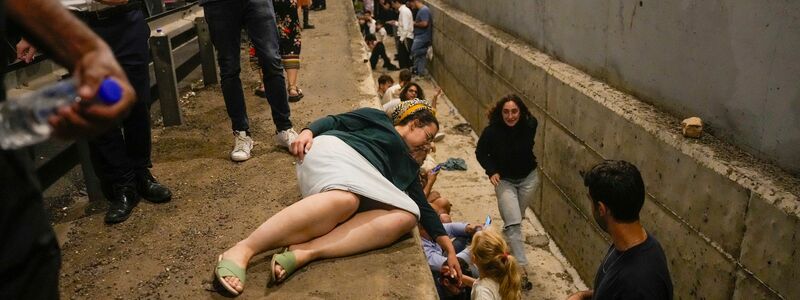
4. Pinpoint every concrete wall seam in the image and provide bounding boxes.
[426,0,796,298]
